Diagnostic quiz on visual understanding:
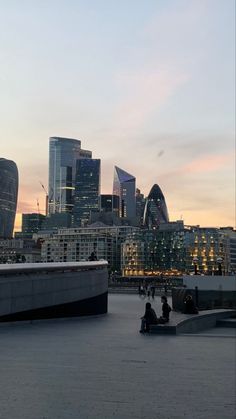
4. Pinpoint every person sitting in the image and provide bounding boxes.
[157,295,172,324]
[140,302,158,333]
[183,295,199,314]
[88,252,97,261]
